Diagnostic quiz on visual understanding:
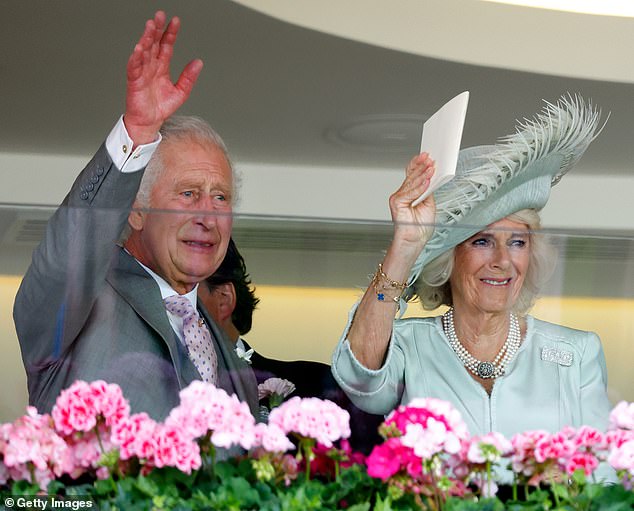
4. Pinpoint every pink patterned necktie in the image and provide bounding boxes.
[163,295,218,385]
